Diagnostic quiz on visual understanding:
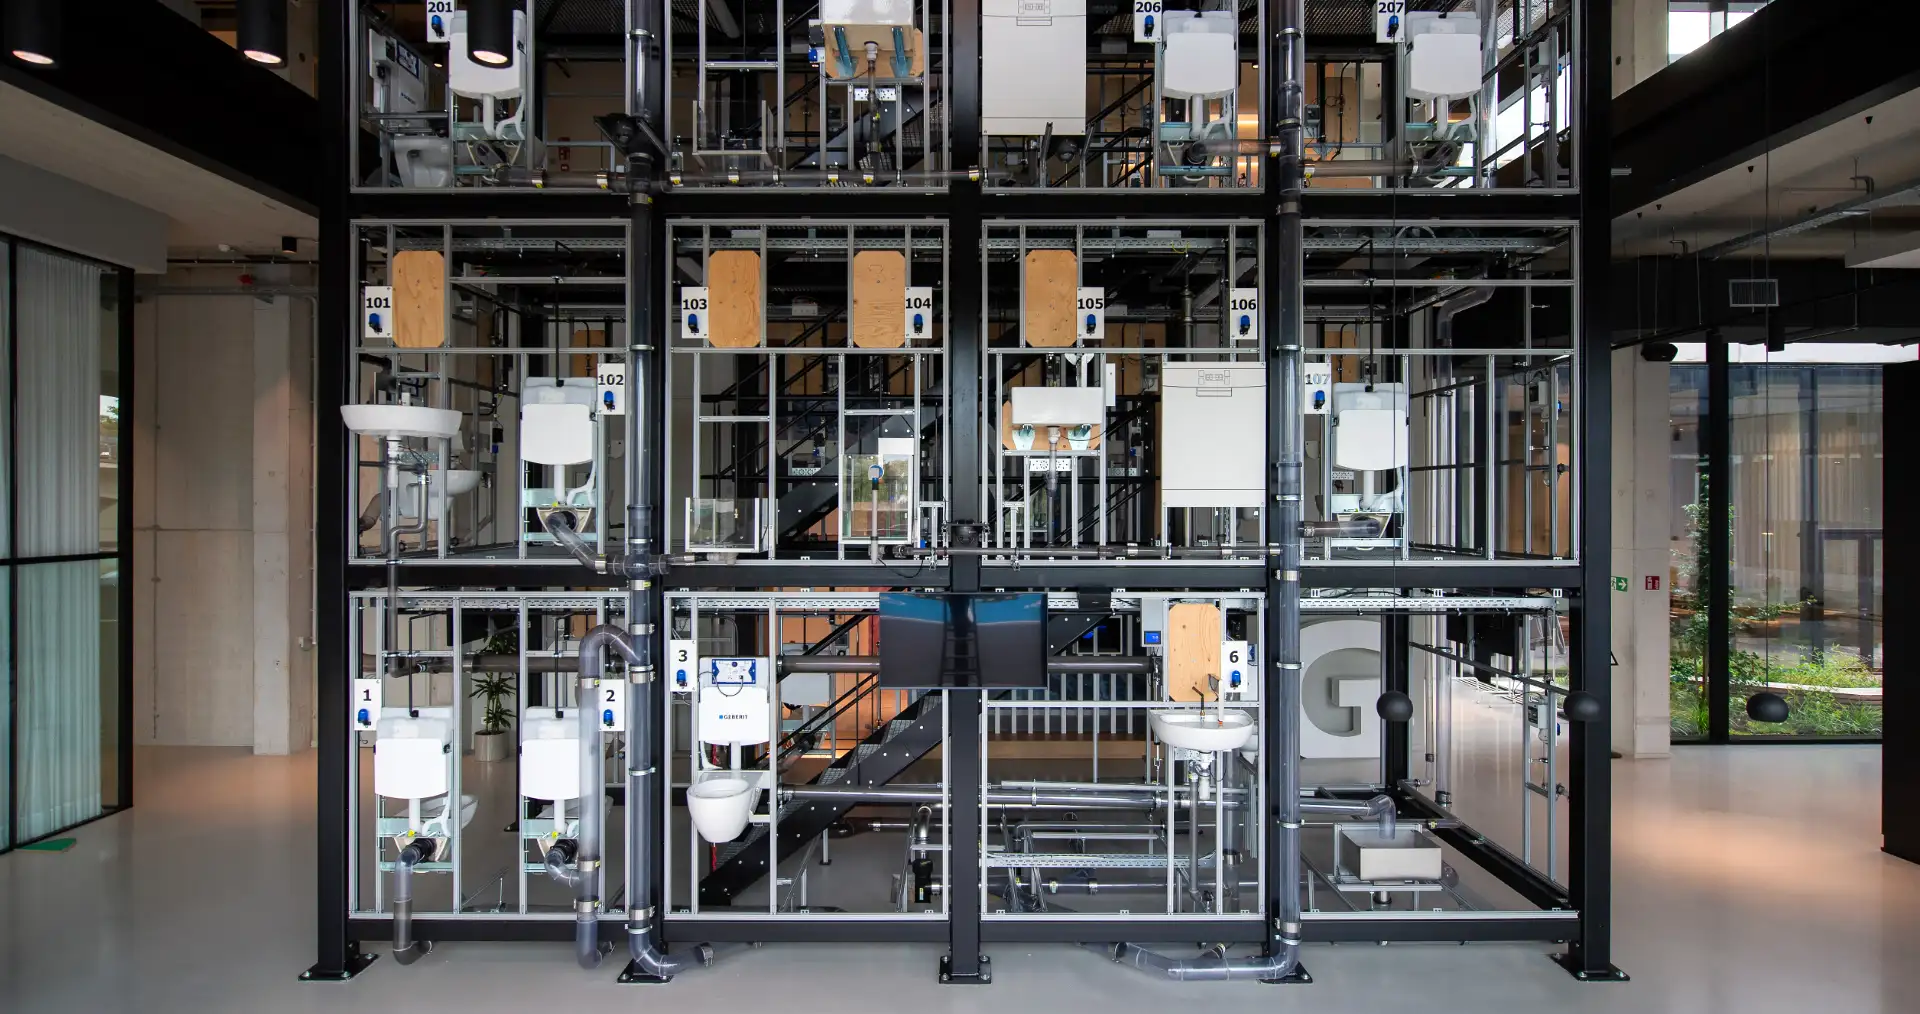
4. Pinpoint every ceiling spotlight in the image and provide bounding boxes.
[469,0,515,68]
[5,0,60,68]
[280,236,300,256]
[238,0,287,66]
